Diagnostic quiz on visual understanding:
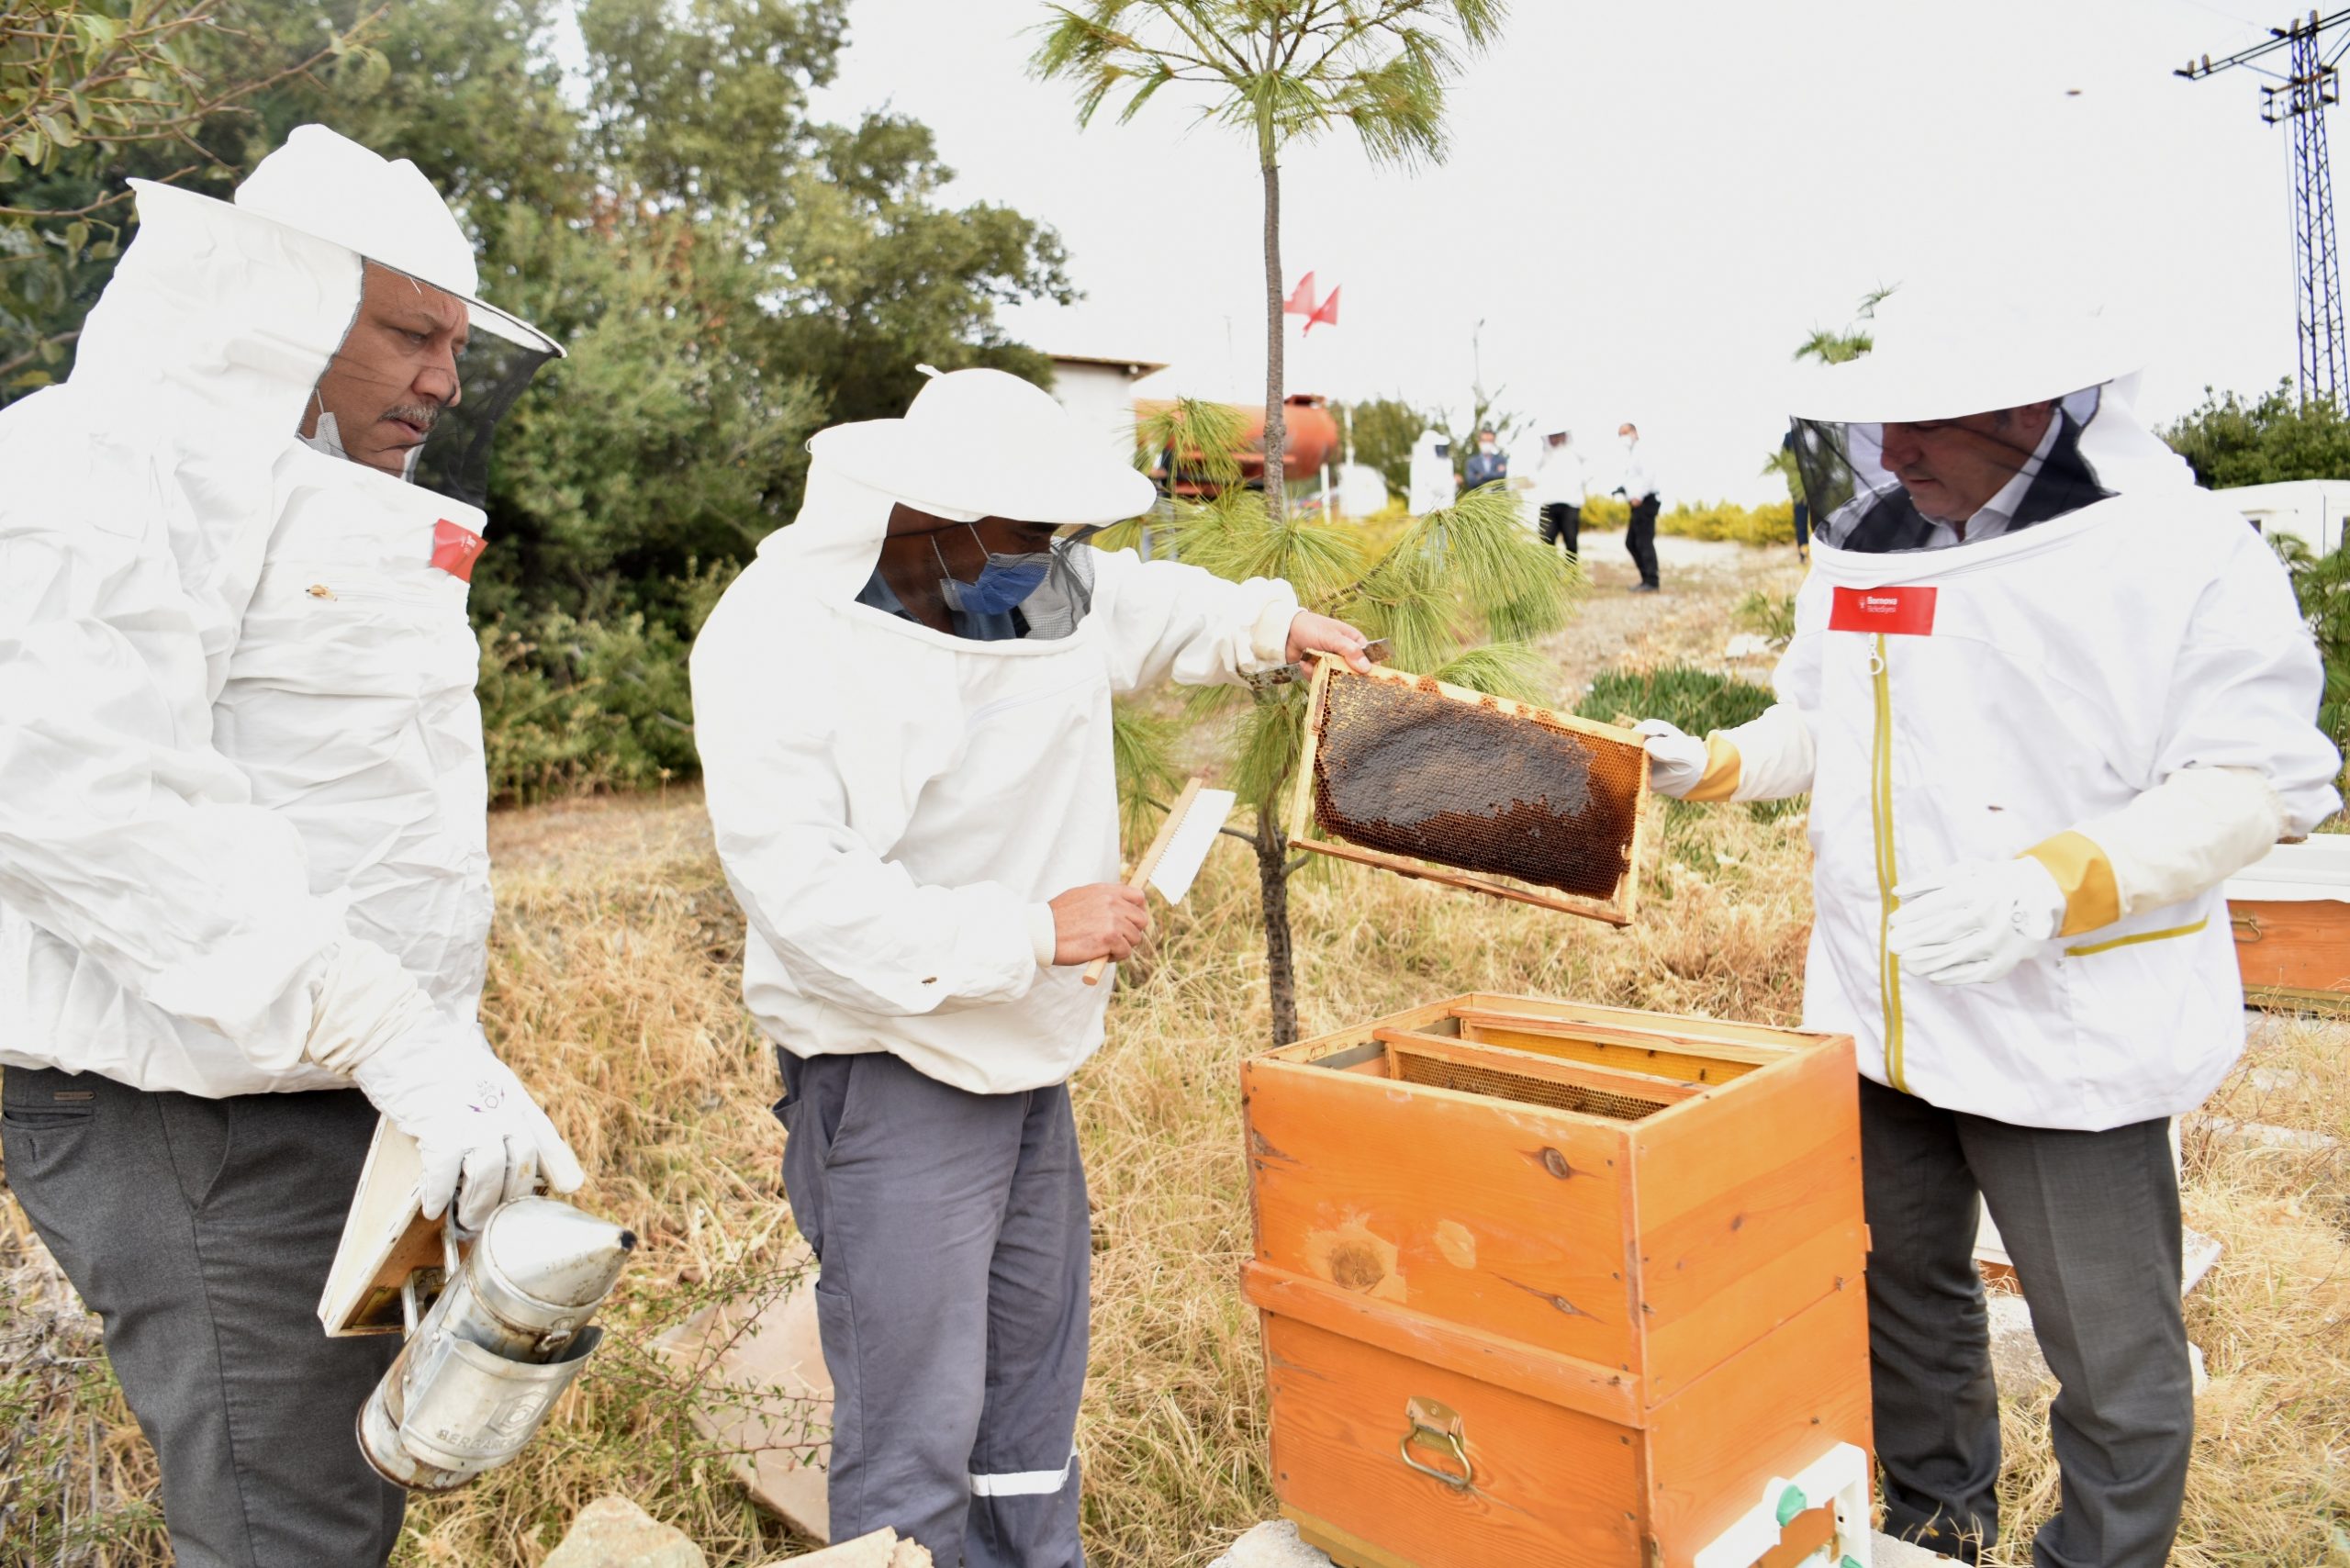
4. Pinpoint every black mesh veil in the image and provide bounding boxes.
[409,326,553,508]
[1793,385,2113,554]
